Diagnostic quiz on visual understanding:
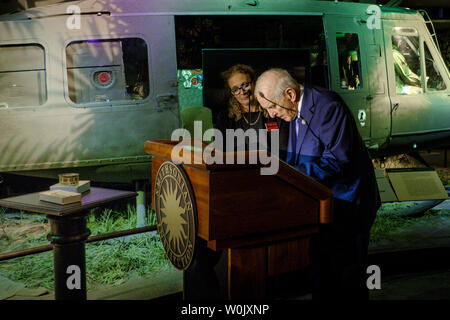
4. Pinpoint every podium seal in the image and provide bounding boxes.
[154,161,197,270]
